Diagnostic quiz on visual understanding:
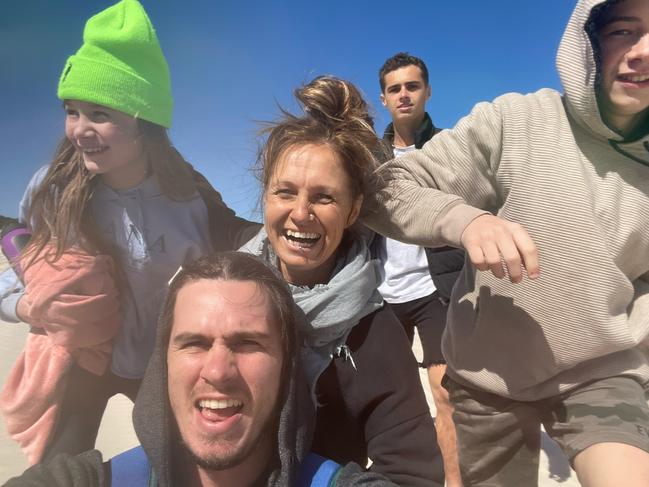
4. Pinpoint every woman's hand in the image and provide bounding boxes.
[460,214,539,283]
